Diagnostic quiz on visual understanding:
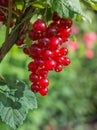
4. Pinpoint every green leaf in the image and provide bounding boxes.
[52,0,69,18]
[69,35,76,42]
[62,0,91,23]
[32,2,46,9]
[31,0,52,9]
[91,0,97,2]
[51,0,91,22]
[81,0,97,10]
[0,81,37,129]
[15,0,24,10]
